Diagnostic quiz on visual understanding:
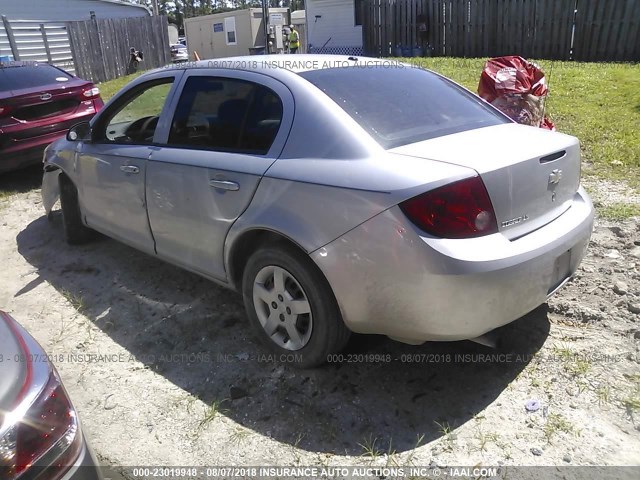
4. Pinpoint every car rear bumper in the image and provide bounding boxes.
[0,137,60,173]
[311,187,594,343]
[1,107,100,174]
